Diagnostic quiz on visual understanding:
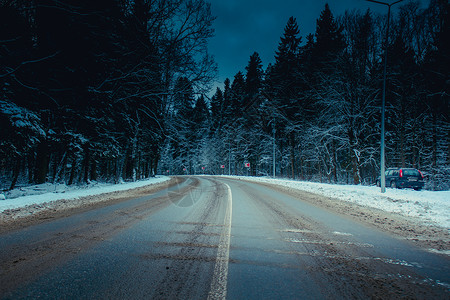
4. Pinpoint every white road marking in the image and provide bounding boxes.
[285,238,373,248]
[280,228,315,234]
[208,183,232,300]
[332,231,353,236]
